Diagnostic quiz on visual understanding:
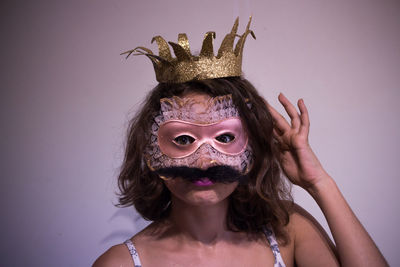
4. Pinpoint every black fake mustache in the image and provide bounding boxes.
[155,165,247,184]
